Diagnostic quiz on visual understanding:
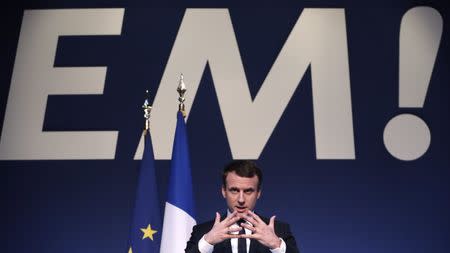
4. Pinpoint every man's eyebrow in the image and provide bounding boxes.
[228,187,255,191]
